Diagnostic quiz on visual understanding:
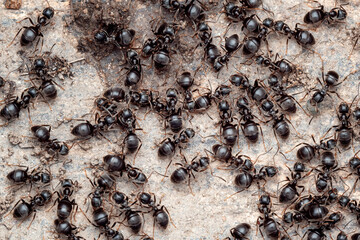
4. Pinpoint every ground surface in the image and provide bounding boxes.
[0,0,360,239]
